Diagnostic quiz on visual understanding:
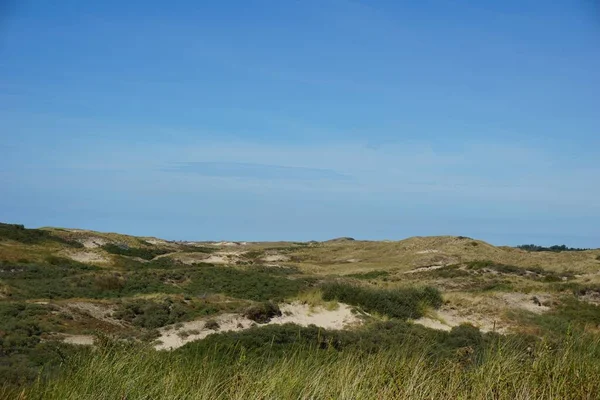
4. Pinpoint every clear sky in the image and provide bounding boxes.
[1,0,599,247]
